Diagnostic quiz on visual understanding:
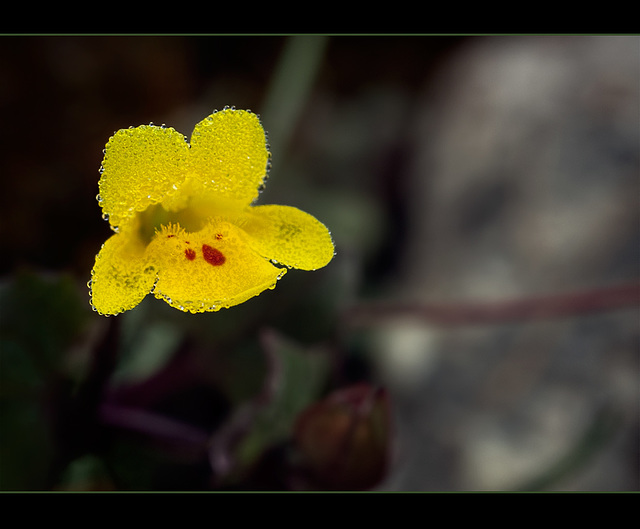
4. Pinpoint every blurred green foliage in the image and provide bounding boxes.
[0,272,90,490]
[0,269,372,491]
